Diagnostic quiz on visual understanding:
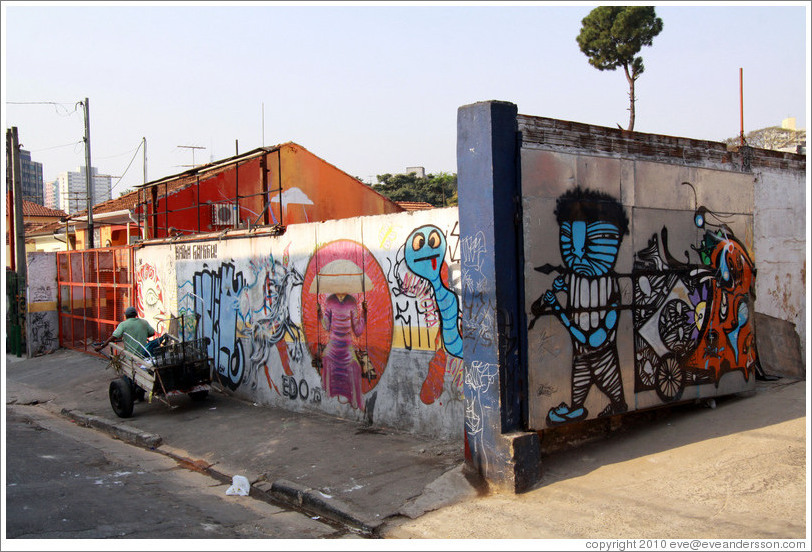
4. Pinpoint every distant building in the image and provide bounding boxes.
[44,179,59,210]
[55,166,112,214]
[406,166,426,178]
[779,117,806,154]
[726,117,806,154]
[19,149,44,206]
